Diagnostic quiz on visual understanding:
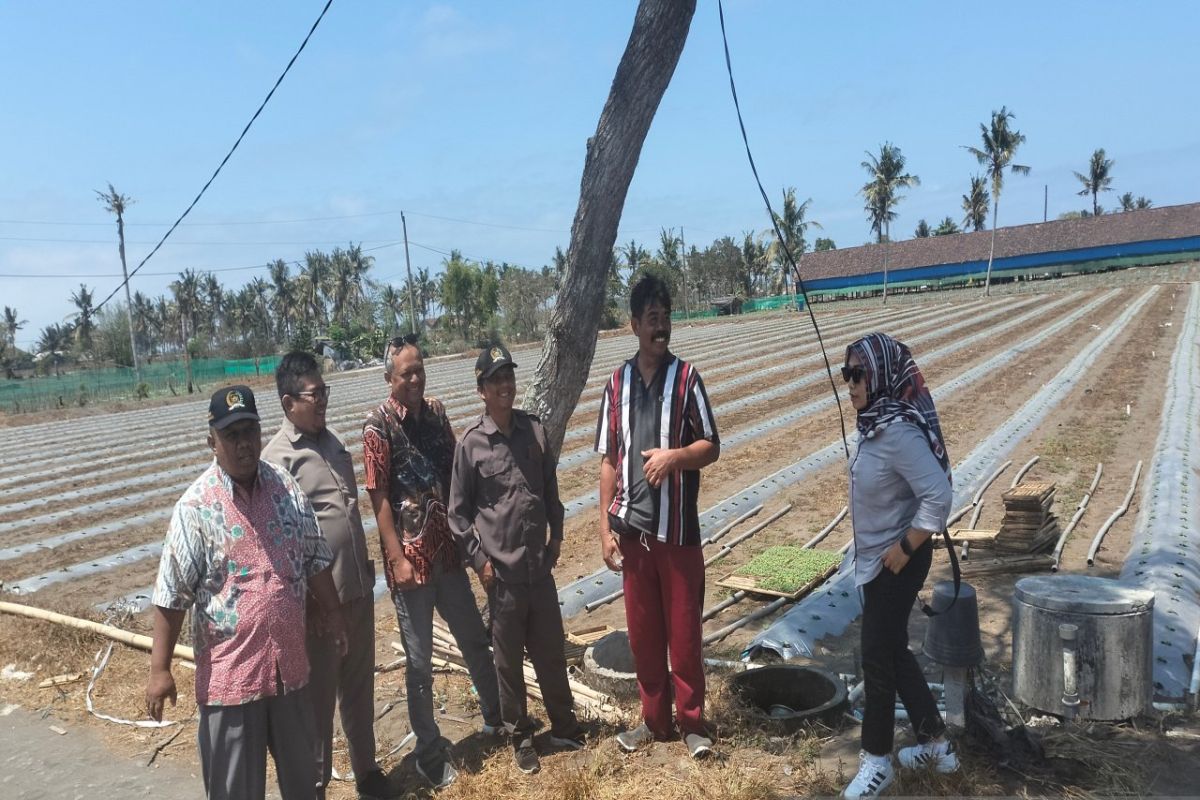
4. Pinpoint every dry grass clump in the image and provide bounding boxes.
[441,744,786,800]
